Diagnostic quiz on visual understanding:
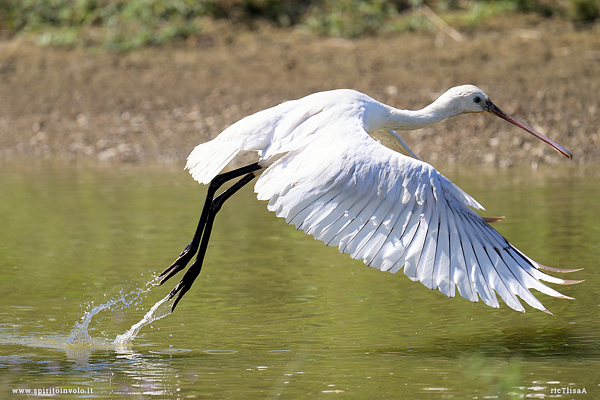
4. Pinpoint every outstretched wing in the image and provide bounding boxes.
[254,120,573,313]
